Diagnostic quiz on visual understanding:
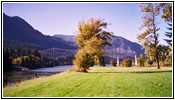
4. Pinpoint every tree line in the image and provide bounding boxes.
[3,48,75,72]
